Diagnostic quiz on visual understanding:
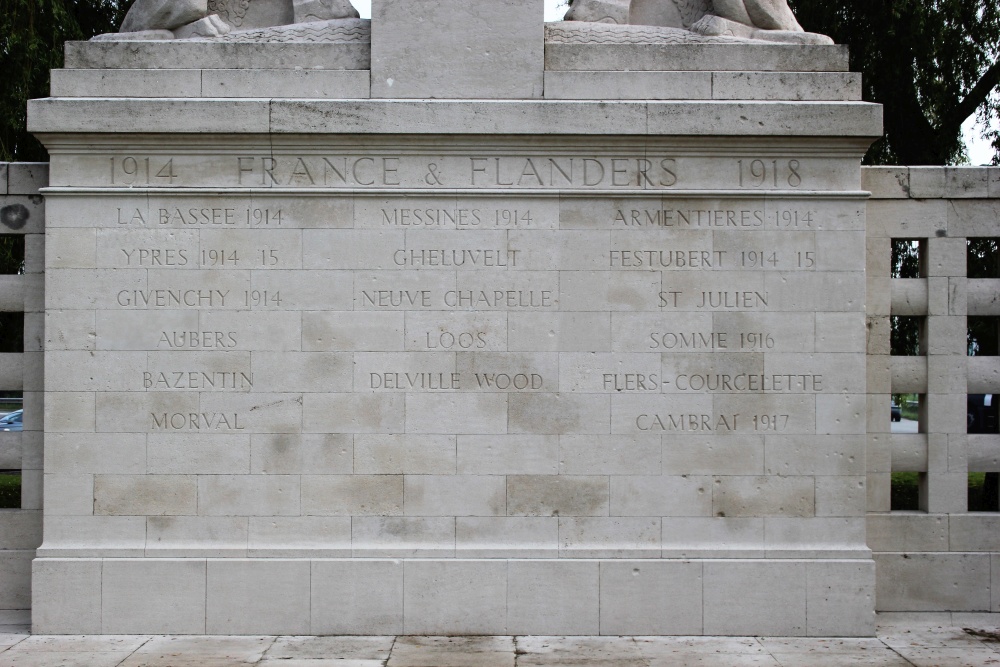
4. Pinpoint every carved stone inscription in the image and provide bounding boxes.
[49,145,866,557]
